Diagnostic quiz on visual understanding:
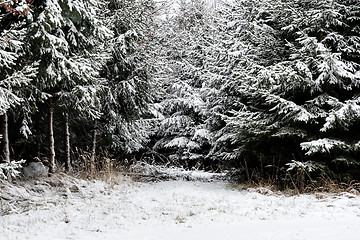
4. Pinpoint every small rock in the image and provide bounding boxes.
[22,162,49,178]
